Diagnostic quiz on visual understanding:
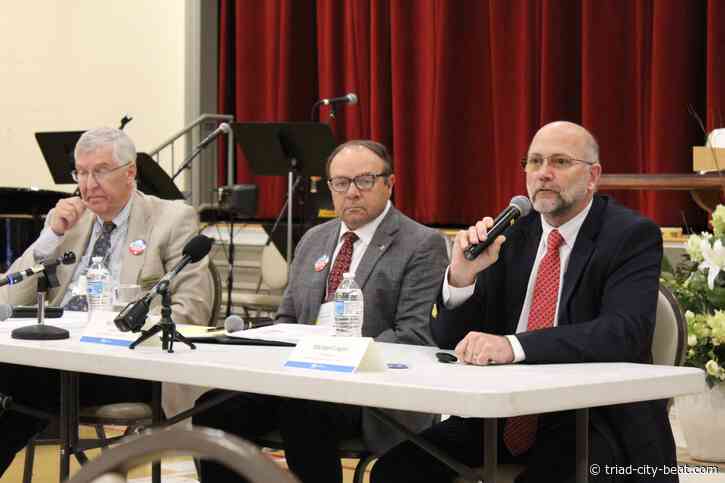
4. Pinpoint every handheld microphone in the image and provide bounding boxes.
[463,196,532,261]
[222,314,275,332]
[0,252,77,287]
[320,93,358,106]
[114,235,213,332]
[196,123,232,151]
